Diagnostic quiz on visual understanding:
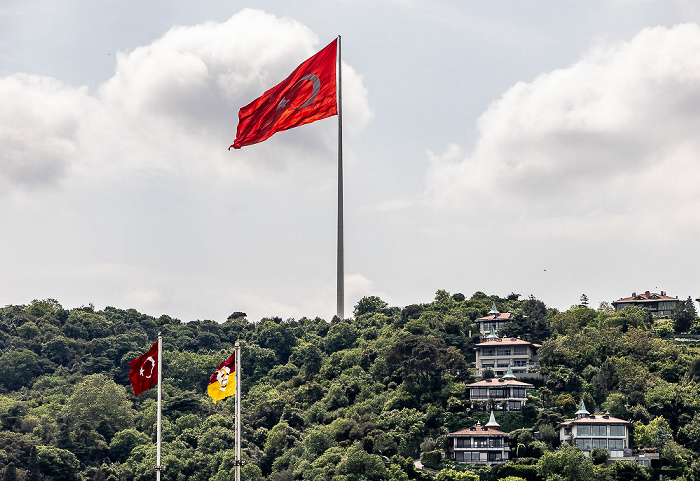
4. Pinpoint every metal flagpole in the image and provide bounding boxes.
[155,332,164,480]
[336,34,344,320]
[234,342,242,481]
